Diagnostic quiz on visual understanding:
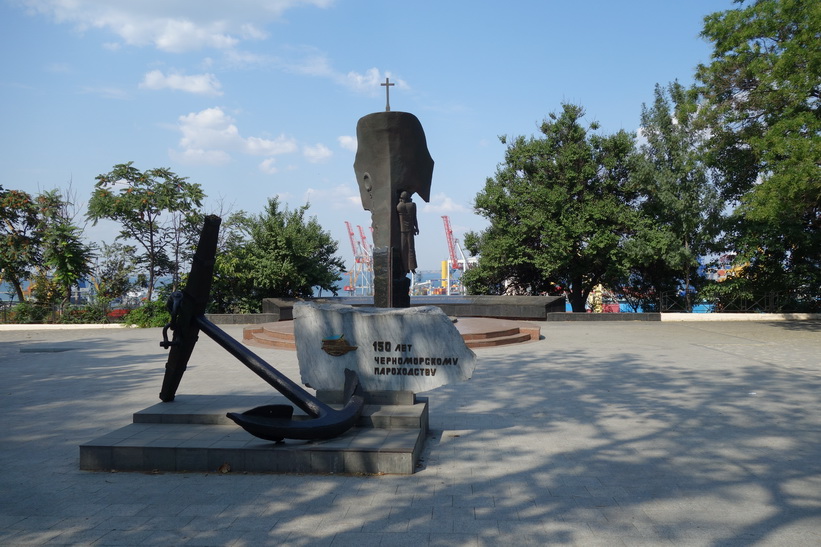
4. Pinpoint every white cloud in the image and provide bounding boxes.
[337,68,406,96]
[20,0,335,52]
[422,192,471,214]
[274,47,396,94]
[303,143,332,163]
[177,107,240,151]
[169,20,239,51]
[259,158,278,174]
[342,67,383,93]
[139,70,223,96]
[333,185,363,209]
[271,48,405,99]
[337,135,357,152]
[246,135,297,156]
[172,106,297,165]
